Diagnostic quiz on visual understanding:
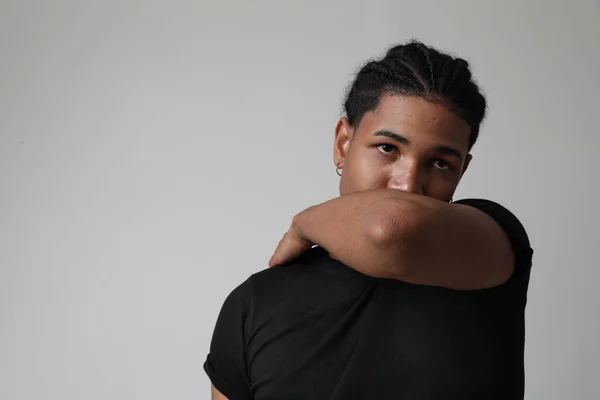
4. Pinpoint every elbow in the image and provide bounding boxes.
[362,202,424,280]
[364,215,397,247]
[364,205,420,253]
[364,199,421,246]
